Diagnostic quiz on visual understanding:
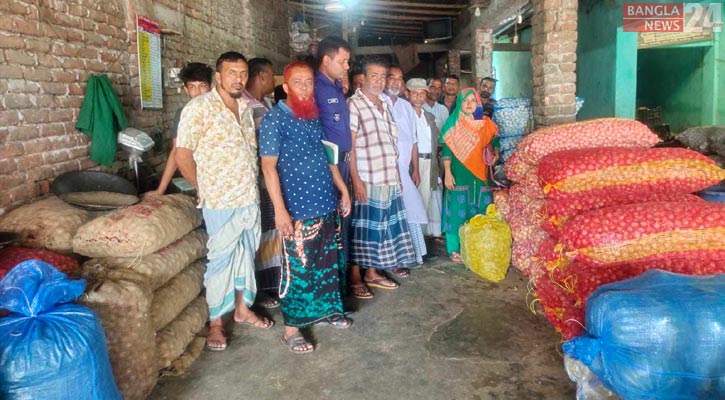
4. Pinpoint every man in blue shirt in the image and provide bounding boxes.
[314,36,372,300]
[260,62,352,354]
